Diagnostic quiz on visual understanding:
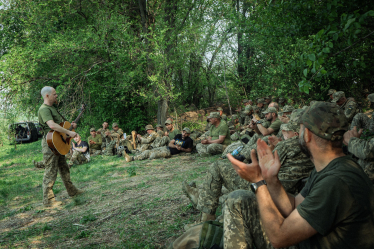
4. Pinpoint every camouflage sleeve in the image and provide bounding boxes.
[348,137,374,160]
[117,129,124,137]
[345,101,358,121]
[274,140,288,165]
[274,137,299,165]
[243,116,250,126]
[141,134,157,144]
